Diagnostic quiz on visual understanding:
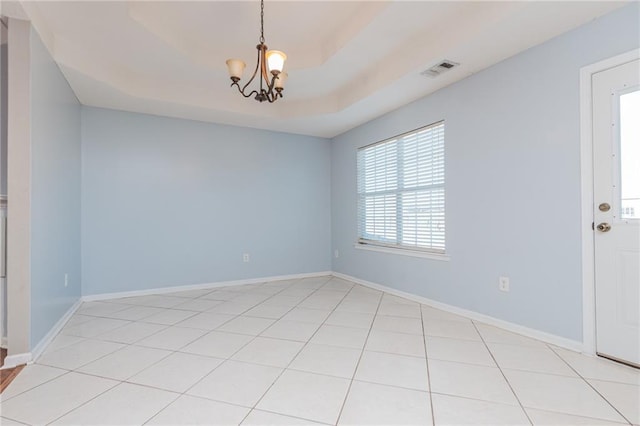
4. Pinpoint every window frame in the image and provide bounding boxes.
[356,121,446,258]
